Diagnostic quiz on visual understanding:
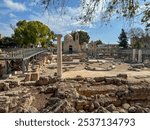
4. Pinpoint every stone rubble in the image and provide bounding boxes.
[0,72,150,113]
